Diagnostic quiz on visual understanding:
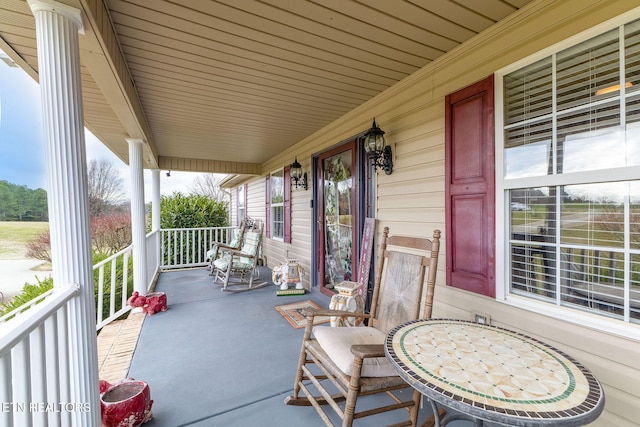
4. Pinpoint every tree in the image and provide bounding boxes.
[190,173,228,203]
[87,159,125,218]
[0,180,48,221]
